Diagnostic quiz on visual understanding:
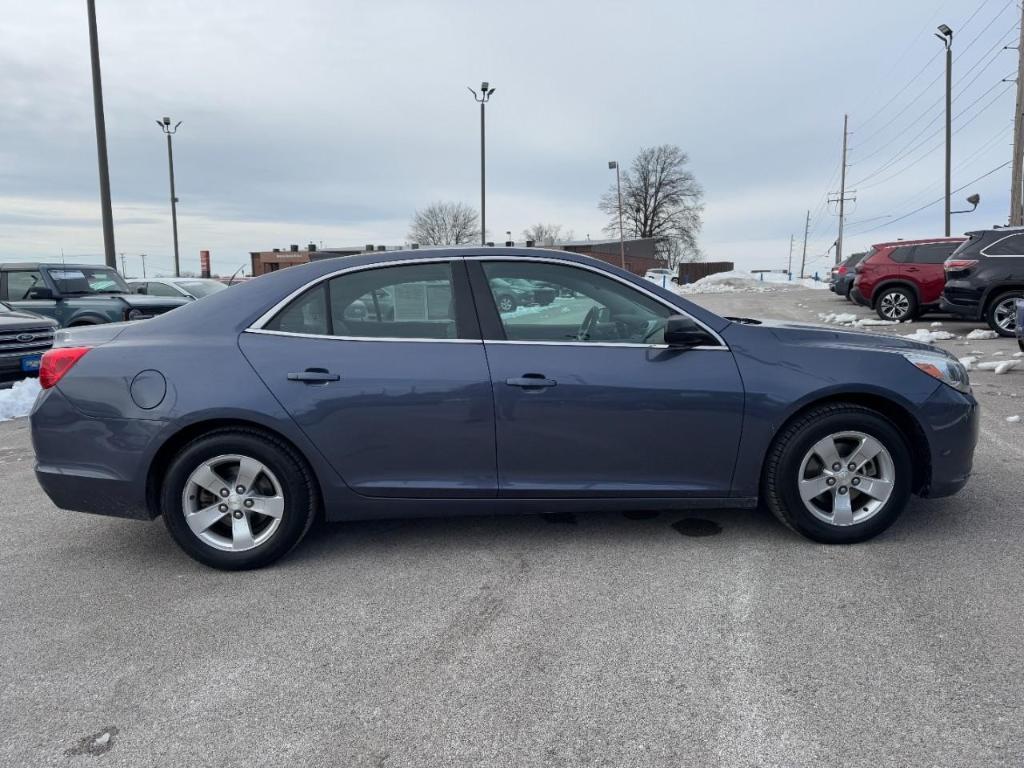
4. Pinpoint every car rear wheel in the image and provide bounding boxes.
[763,404,912,544]
[497,295,517,313]
[875,287,917,322]
[986,290,1023,337]
[161,428,317,570]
